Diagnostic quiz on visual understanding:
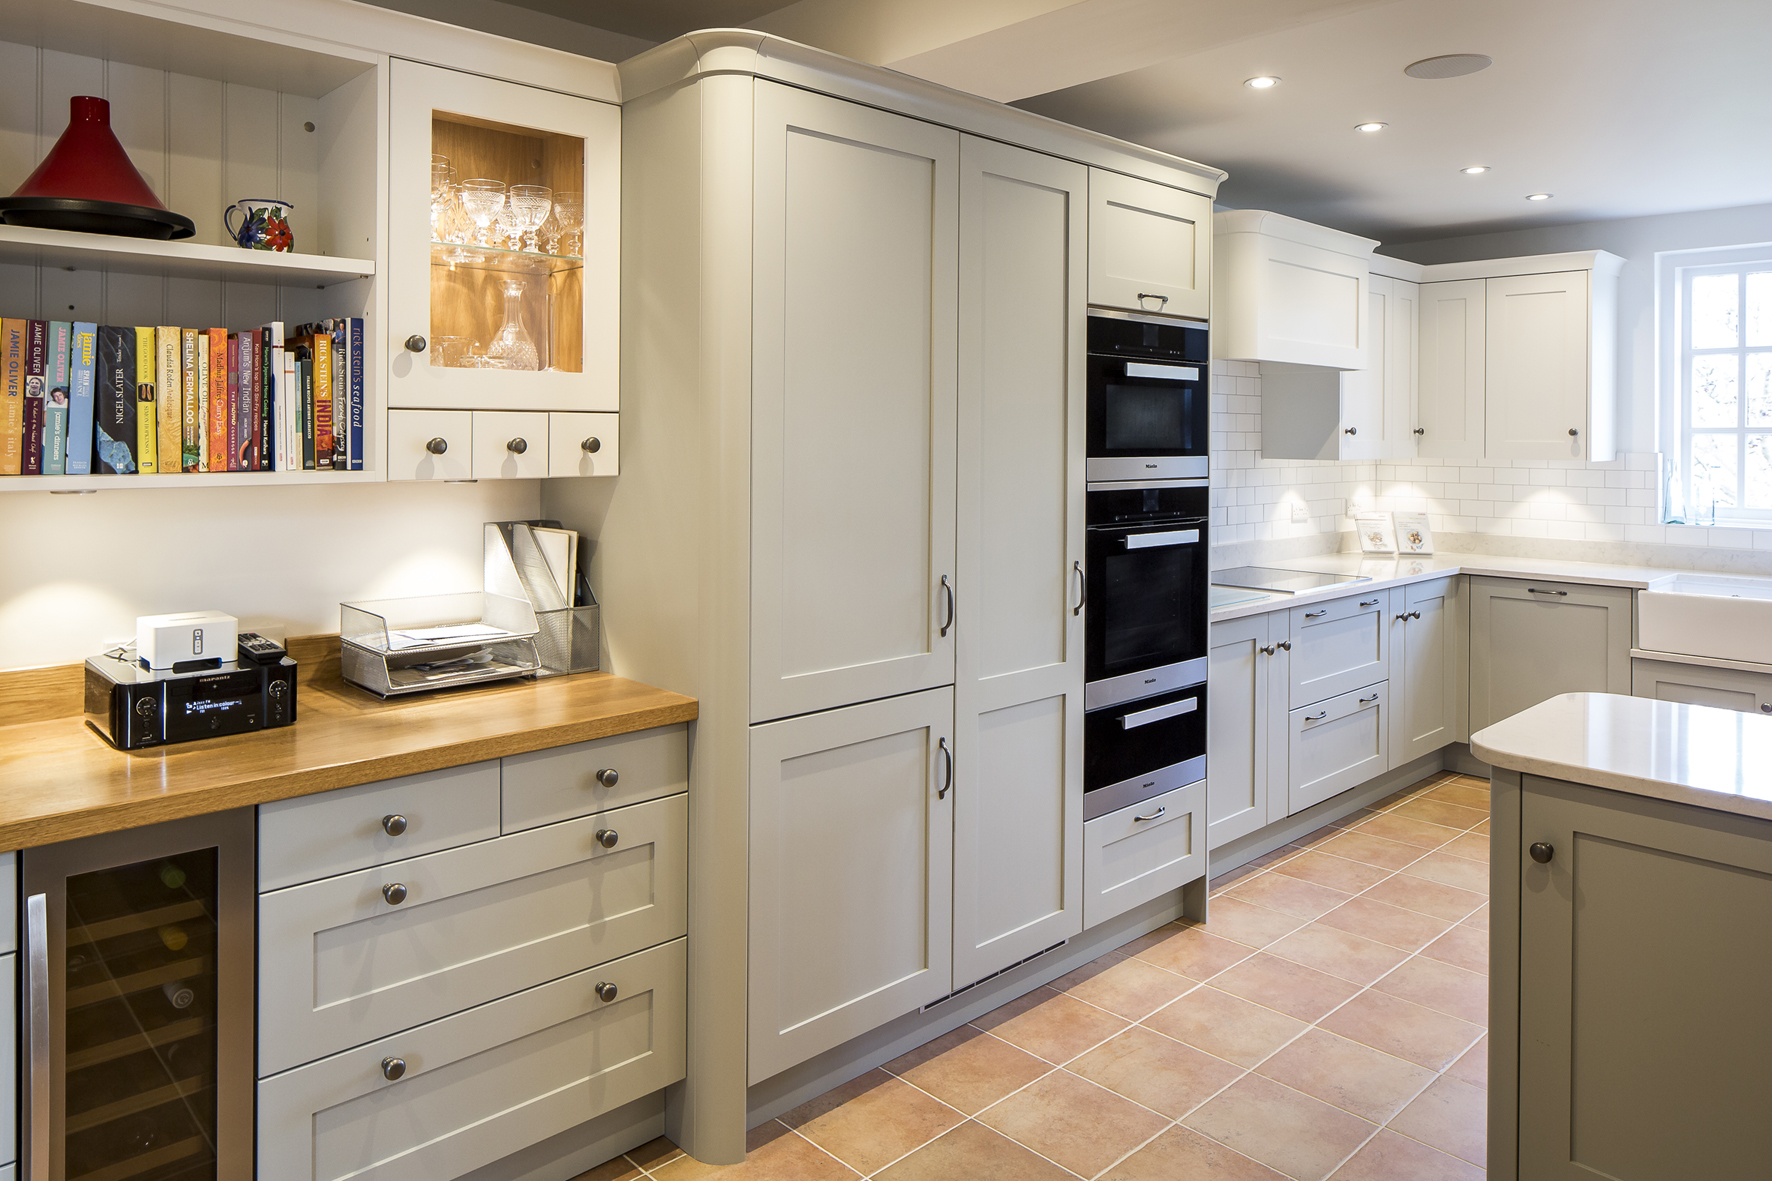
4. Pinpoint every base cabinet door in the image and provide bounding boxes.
[1390,577,1468,764]
[748,688,954,1084]
[1082,781,1206,929]
[1631,657,1772,715]
[1207,614,1288,848]
[1289,683,1387,814]
[1469,578,1631,731]
[1518,780,1772,1180]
